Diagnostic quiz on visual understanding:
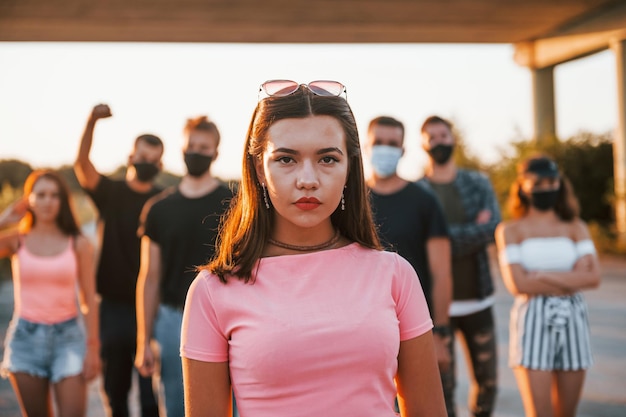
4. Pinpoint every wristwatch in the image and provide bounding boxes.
[432,325,452,337]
